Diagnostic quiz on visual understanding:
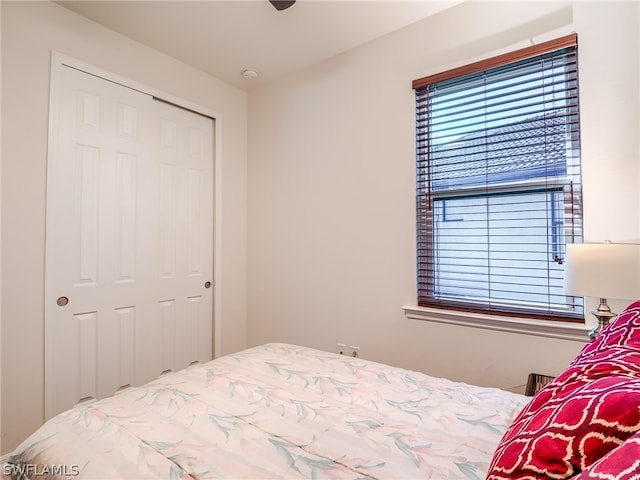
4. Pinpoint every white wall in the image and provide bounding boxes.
[1,1,248,454]
[0,0,3,461]
[247,1,639,388]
